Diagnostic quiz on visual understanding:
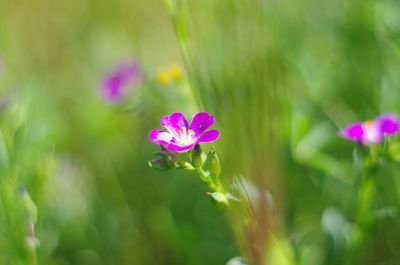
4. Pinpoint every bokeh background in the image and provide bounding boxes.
[1,0,400,265]
[0,1,236,264]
